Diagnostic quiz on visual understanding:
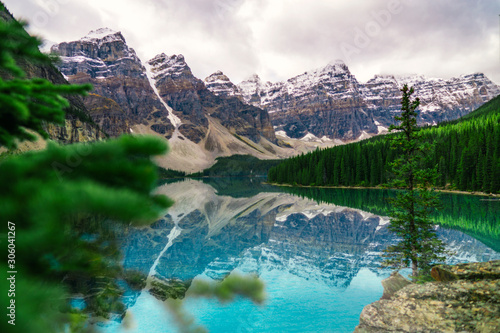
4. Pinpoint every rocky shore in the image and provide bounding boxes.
[354,260,500,333]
